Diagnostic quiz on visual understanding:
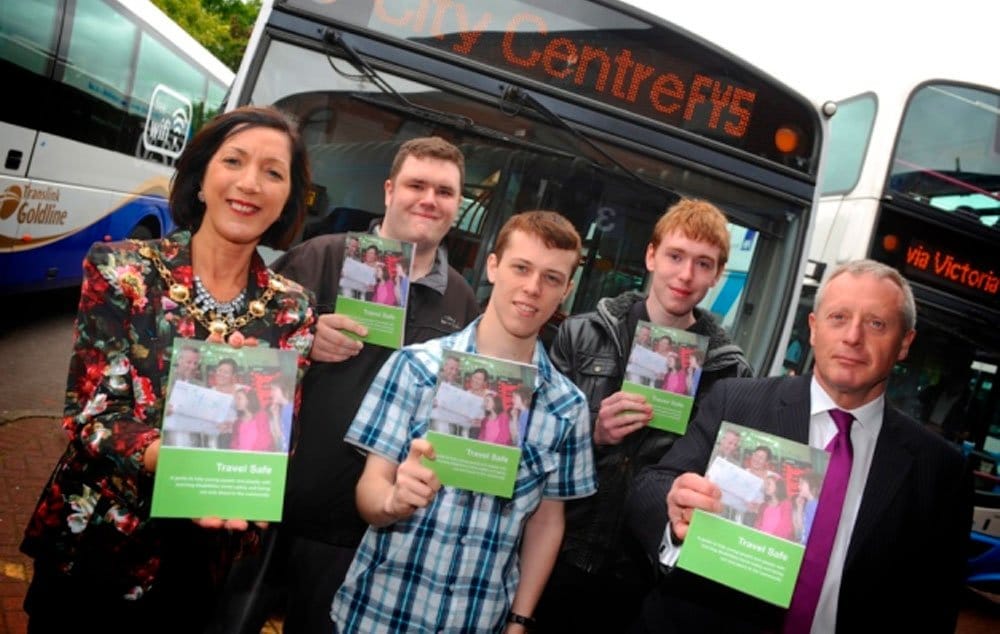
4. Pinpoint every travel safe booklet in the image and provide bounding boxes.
[676,422,831,607]
[422,350,536,498]
[151,339,300,521]
[621,320,709,434]
[335,232,414,349]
